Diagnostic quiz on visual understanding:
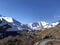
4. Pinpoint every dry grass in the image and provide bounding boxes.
[33,23,60,39]
[0,31,35,45]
